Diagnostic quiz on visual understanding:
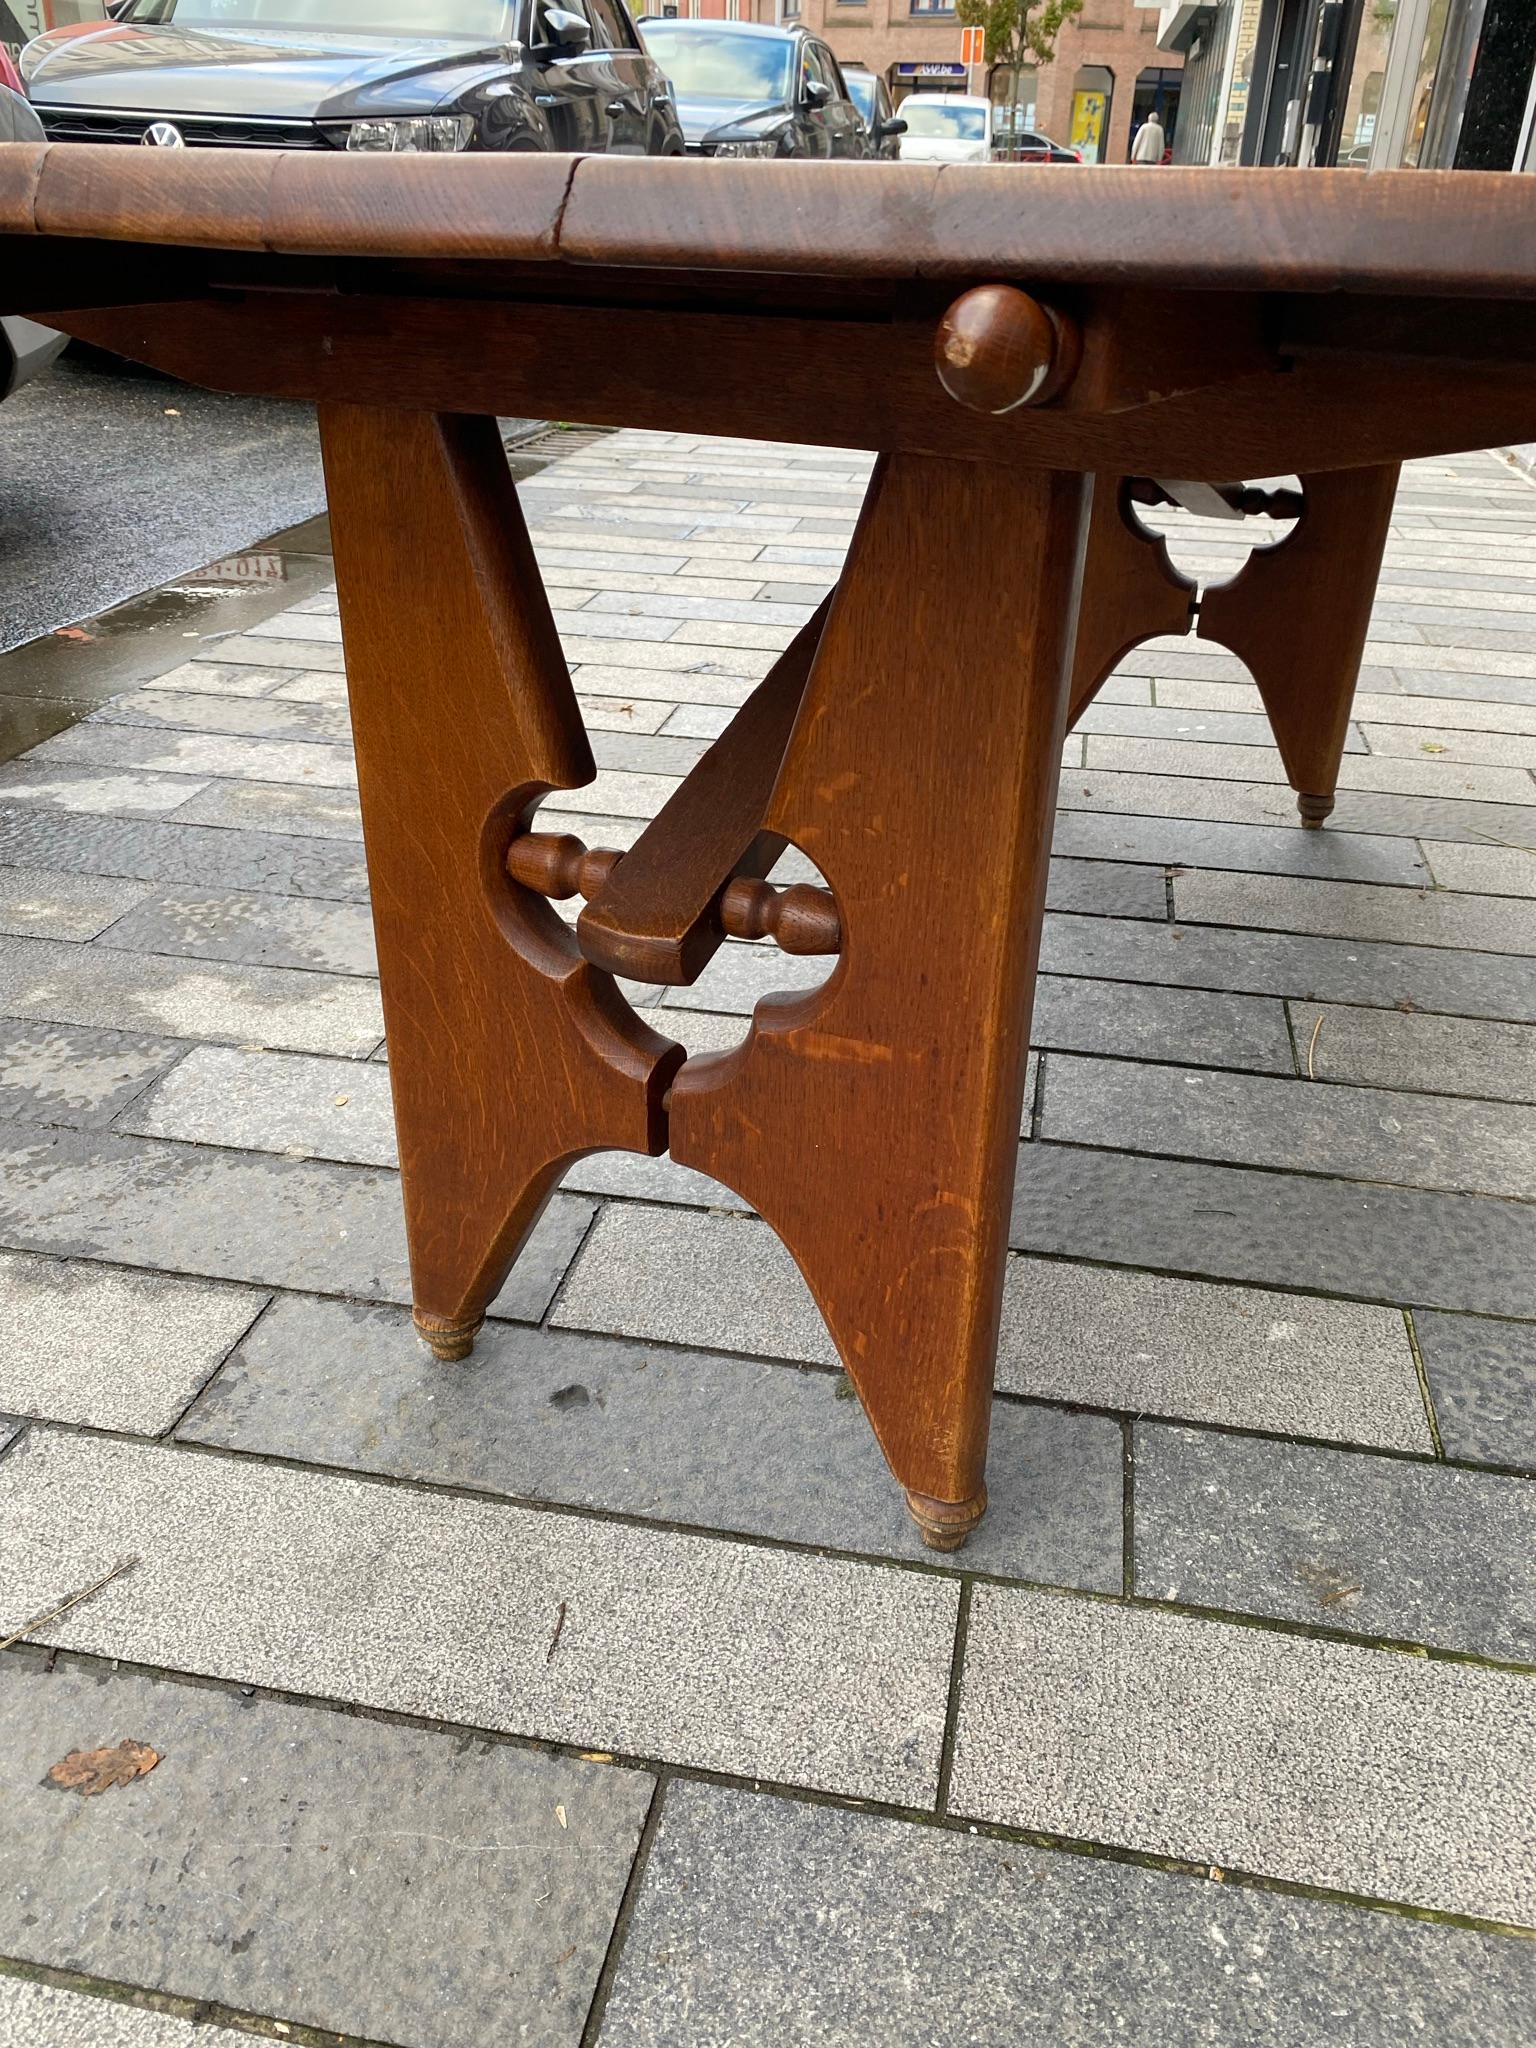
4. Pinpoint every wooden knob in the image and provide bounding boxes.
[935,285,1079,415]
